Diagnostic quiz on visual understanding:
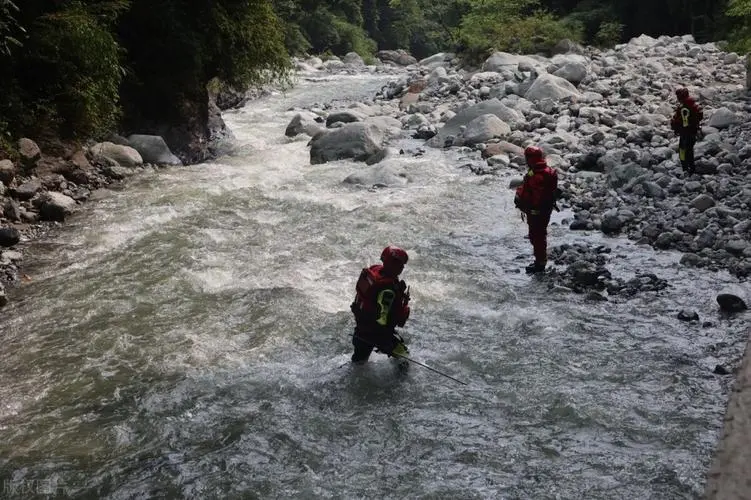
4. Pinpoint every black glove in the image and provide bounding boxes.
[400,281,410,304]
